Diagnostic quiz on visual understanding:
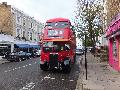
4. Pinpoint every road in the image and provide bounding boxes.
[0,55,82,90]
